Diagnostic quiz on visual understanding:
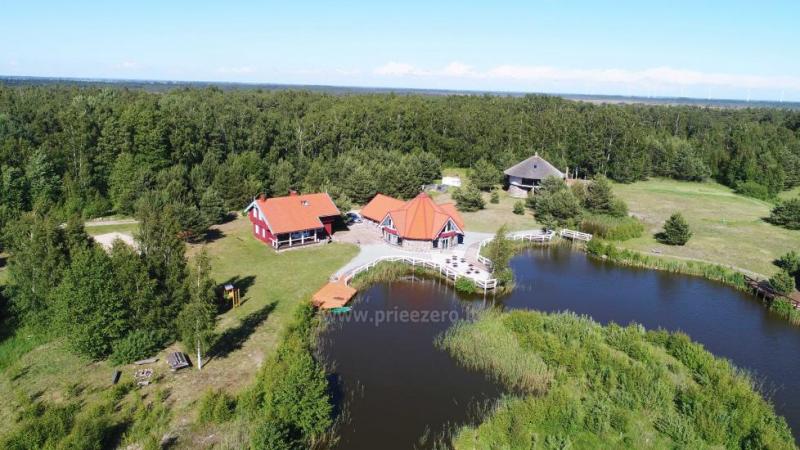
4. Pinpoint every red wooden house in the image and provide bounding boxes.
[245,192,340,249]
